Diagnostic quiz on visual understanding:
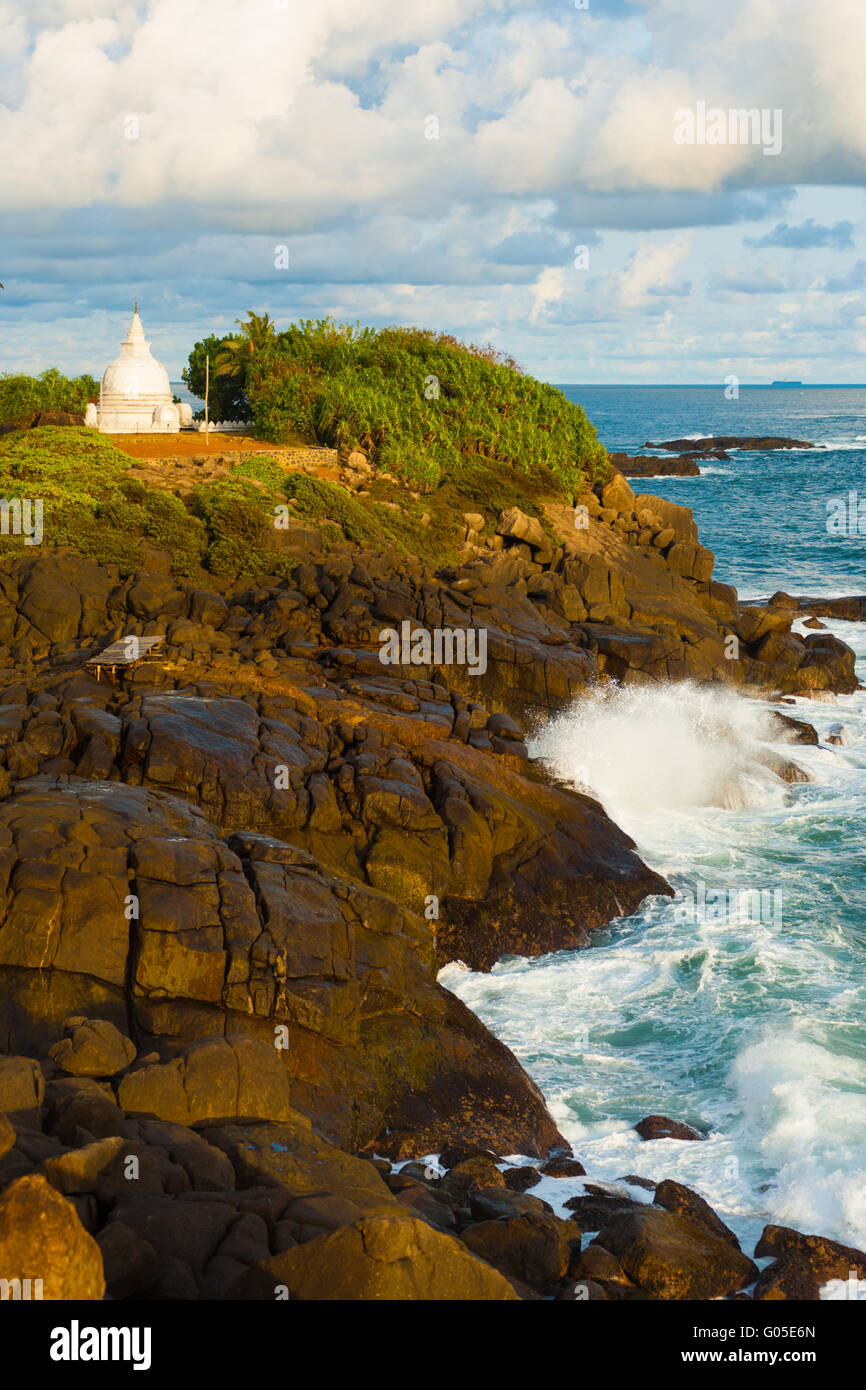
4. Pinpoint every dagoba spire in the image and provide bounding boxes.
[85,305,190,434]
